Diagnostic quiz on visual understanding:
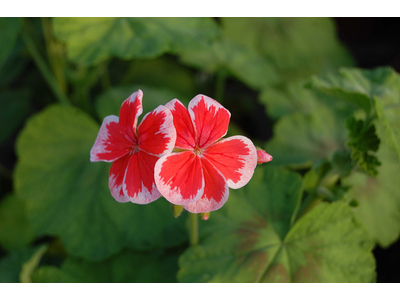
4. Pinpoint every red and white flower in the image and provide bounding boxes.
[154,95,257,213]
[90,90,176,204]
